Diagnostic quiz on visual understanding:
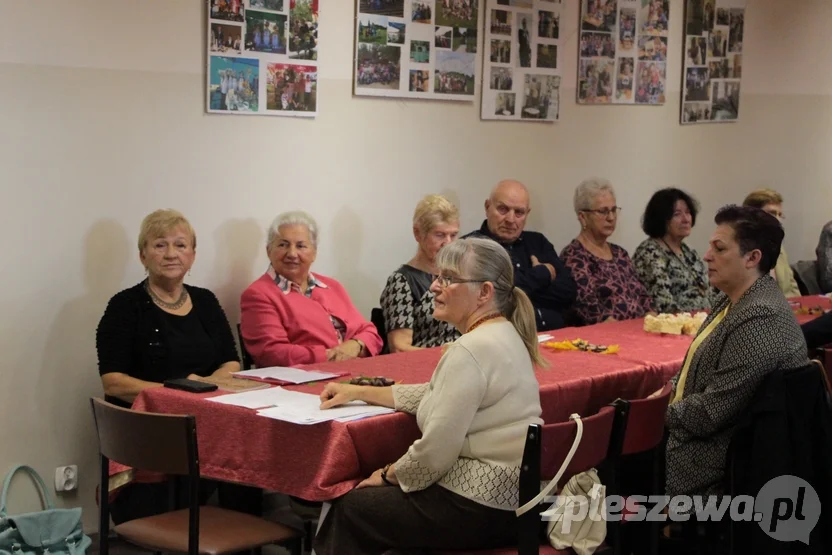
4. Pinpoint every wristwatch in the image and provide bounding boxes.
[353,338,366,356]
[381,463,394,486]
